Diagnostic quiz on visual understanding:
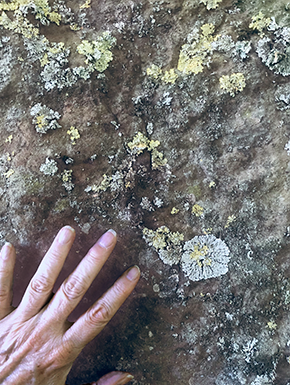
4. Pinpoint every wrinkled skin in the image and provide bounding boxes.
[0,226,140,385]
